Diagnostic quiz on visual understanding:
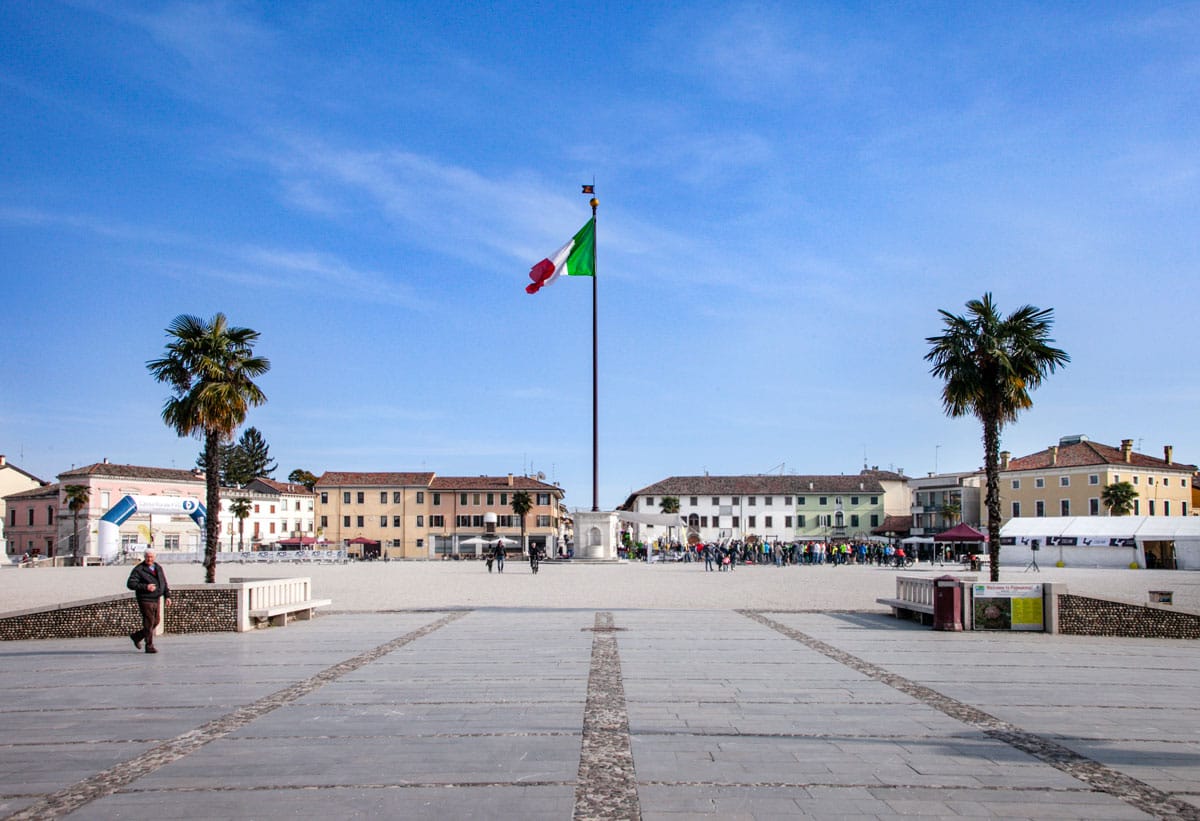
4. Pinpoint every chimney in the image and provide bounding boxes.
[808,481,814,491]
[1049,445,1058,466]
[1164,445,1173,465]
[859,482,864,491]
[507,473,514,487]
[103,457,109,464]
[1000,451,1011,470]
[1121,439,1133,463]
[0,455,6,467]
